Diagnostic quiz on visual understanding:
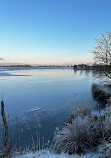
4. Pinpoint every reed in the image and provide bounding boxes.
[0,100,10,157]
